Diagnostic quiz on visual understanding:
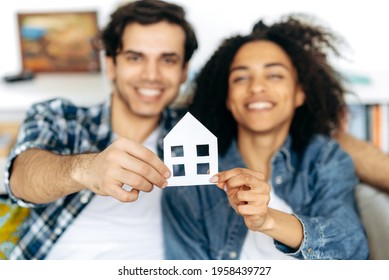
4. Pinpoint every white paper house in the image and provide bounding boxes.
[163,112,218,186]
